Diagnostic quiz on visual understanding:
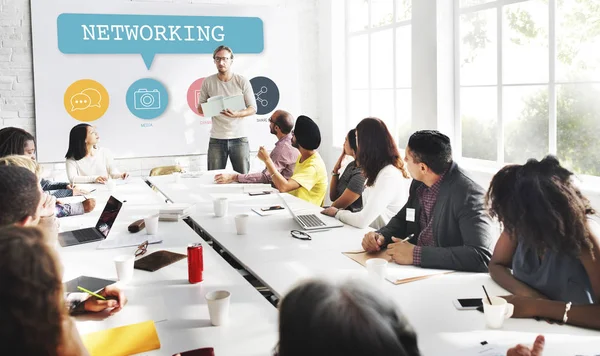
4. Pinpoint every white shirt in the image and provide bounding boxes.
[335,165,410,229]
[198,73,257,139]
[65,147,122,184]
